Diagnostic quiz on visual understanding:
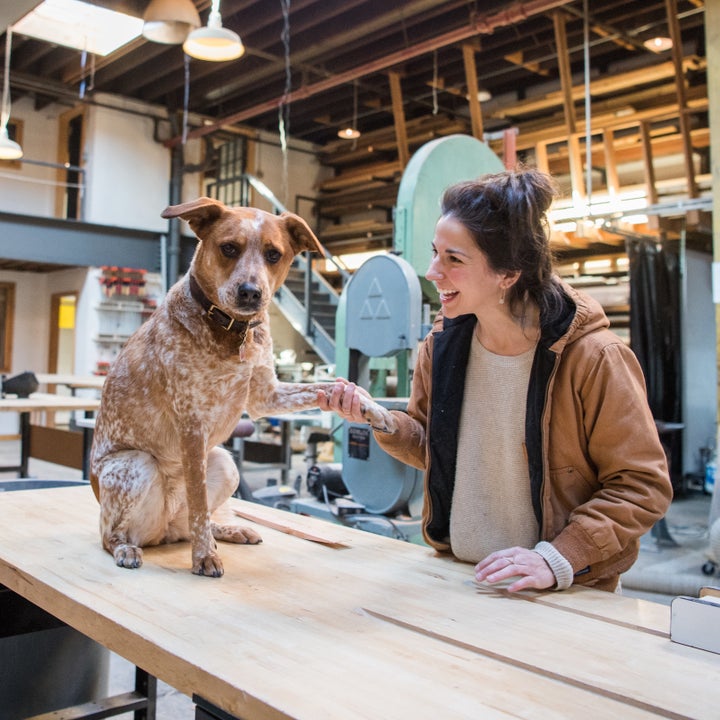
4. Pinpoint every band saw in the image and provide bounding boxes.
[290,135,504,541]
